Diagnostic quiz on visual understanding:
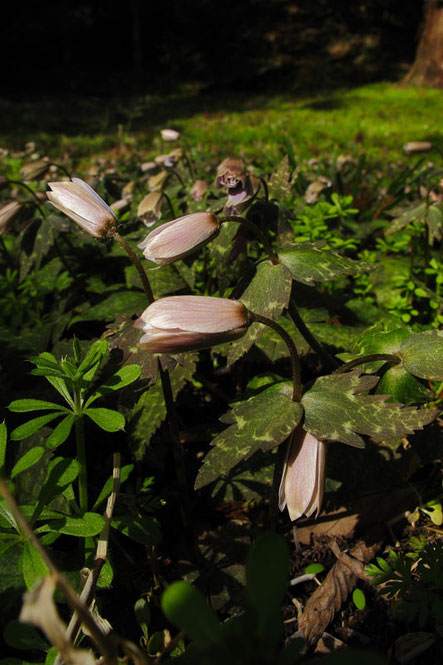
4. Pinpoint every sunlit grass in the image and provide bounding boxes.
[1,82,442,169]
